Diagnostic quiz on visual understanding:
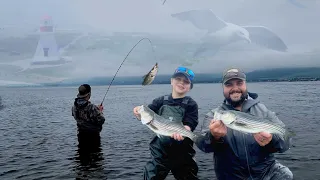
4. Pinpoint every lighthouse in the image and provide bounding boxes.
[31,16,65,65]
